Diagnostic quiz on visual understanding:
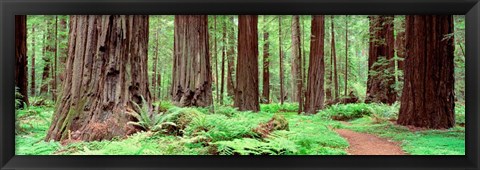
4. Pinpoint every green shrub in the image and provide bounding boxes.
[213,137,297,155]
[260,103,299,113]
[318,103,399,122]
